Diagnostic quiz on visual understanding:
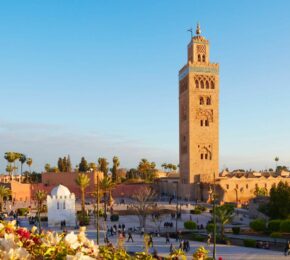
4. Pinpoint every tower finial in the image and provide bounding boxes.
[196,22,201,35]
